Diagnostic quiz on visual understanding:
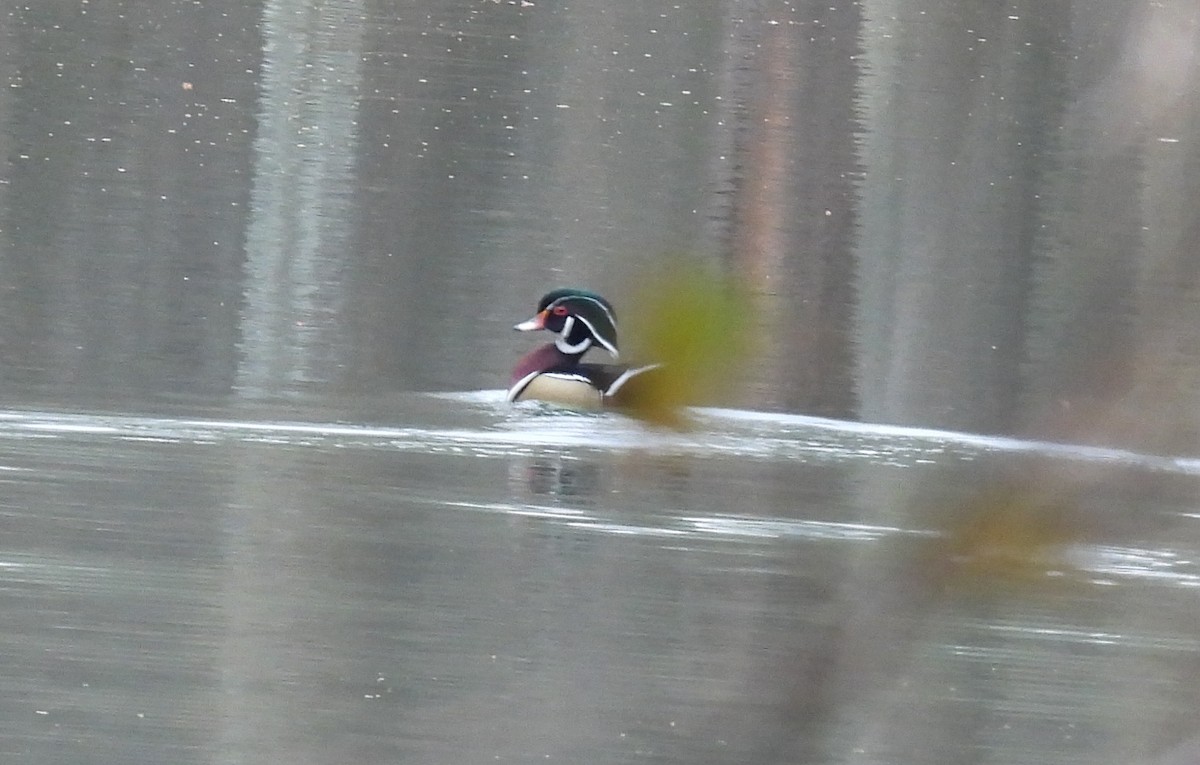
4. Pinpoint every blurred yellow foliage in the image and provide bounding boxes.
[620,260,751,427]
[928,483,1082,591]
